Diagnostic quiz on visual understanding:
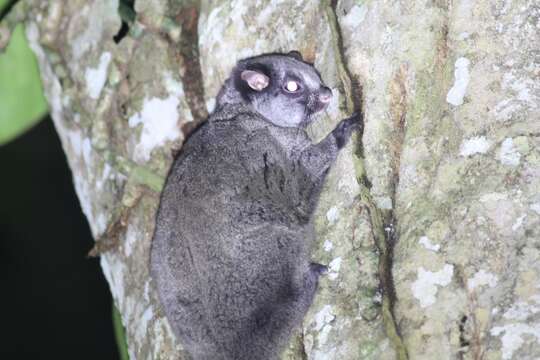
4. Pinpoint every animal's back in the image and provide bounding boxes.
[151,109,318,359]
